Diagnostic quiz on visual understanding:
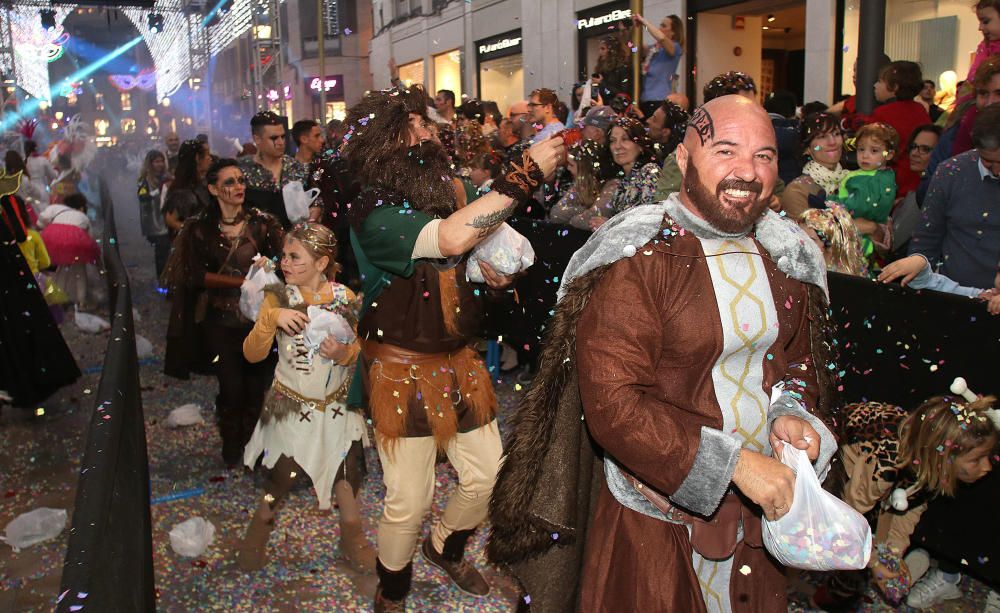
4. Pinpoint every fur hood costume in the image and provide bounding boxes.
[487,194,840,611]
